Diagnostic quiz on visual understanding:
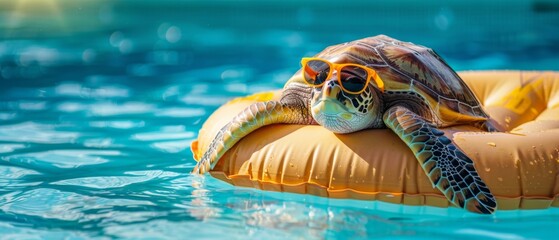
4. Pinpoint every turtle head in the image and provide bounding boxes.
[310,74,384,134]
